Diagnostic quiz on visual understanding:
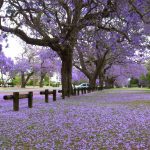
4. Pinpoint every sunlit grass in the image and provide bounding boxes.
[110,100,150,106]
[111,87,150,91]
